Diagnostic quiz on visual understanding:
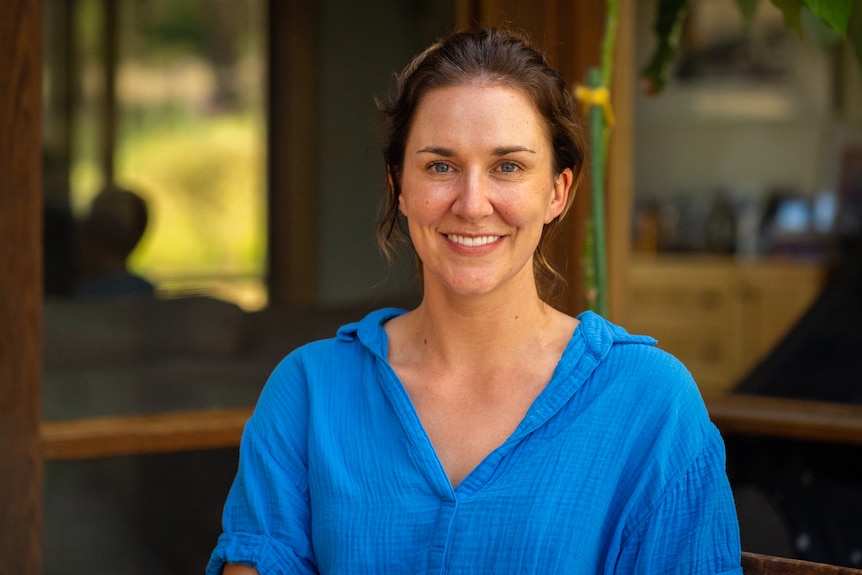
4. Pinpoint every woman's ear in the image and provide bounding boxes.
[388,166,406,216]
[545,168,573,223]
